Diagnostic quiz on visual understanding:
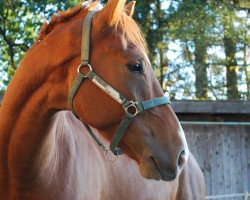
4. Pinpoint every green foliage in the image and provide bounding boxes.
[150,0,250,100]
[0,0,78,92]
